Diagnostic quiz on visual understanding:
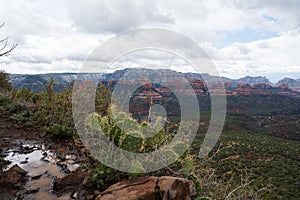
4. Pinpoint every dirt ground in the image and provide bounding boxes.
[0,112,92,199]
